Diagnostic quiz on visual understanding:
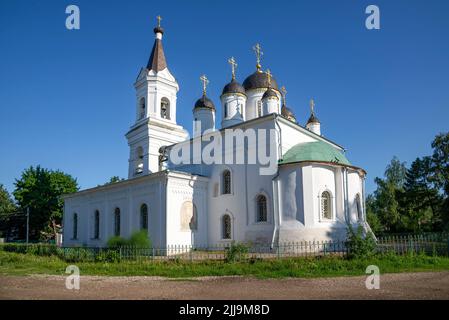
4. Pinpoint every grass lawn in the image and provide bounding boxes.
[1,251,449,278]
